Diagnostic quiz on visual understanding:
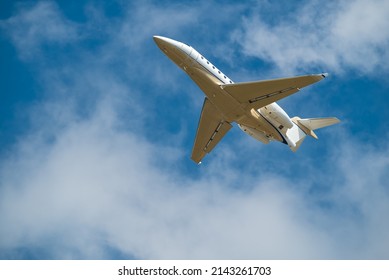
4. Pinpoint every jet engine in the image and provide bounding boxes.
[260,103,294,129]
[238,124,270,144]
